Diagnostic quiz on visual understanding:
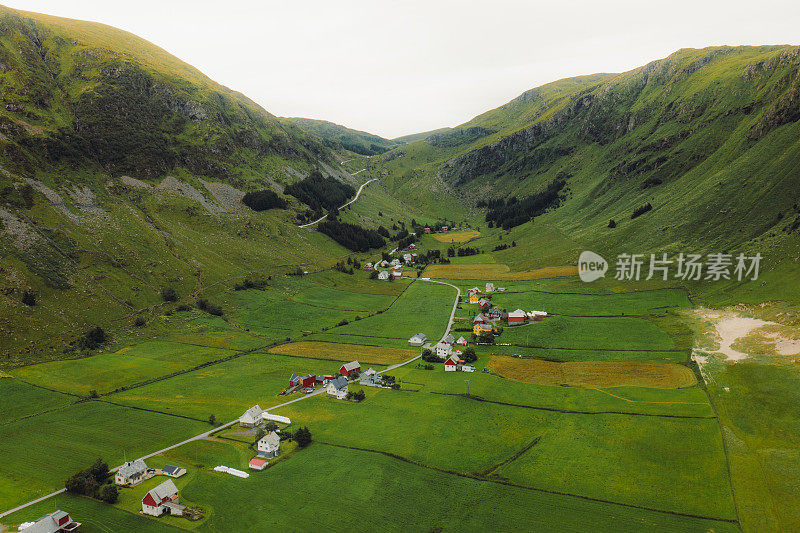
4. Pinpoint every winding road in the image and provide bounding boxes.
[297,176,375,228]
